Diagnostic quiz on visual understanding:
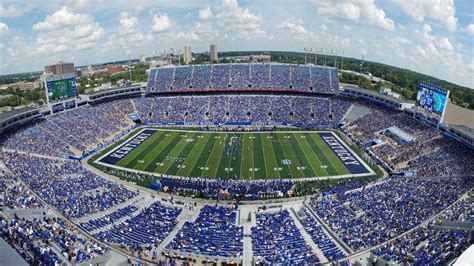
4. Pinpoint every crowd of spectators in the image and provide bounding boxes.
[2,152,136,218]
[167,205,243,257]
[310,177,472,251]
[252,210,319,264]
[300,207,345,261]
[1,169,43,209]
[79,205,139,232]
[133,95,351,127]
[372,196,473,264]
[343,103,474,176]
[146,63,339,93]
[1,216,109,264]
[0,99,134,157]
[406,141,474,177]
[95,201,181,249]
[160,177,294,200]
[372,226,471,265]
[435,198,473,223]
